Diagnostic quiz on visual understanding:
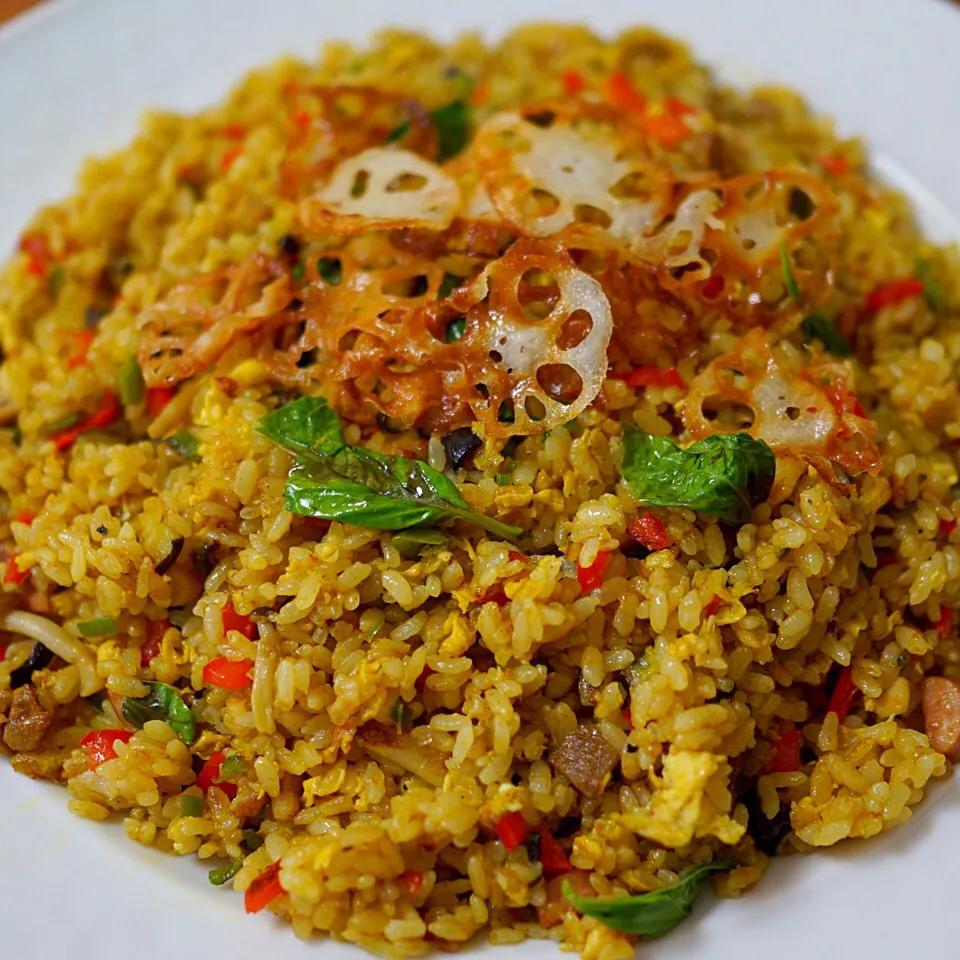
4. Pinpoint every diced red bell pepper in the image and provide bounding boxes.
[865,278,924,312]
[536,827,572,875]
[14,511,36,525]
[203,656,254,690]
[628,512,673,551]
[577,550,610,593]
[605,72,647,116]
[641,109,688,146]
[222,604,257,640]
[664,95,696,118]
[4,554,31,586]
[80,729,134,768]
[495,811,530,852]
[67,329,95,369]
[52,391,121,452]
[826,666,857,723]
[767,729,803,773]
[145,386,176,419]
[19,233,51,277]
[612,365,686,390]
[221,123,246,140]
[934,607,954,641]
[140,619,169,667]
[400,869,424,894]
[941,519,957,536]
[701,273,725,299]
[703,596,723,619]
[244,861,284,913]
[220,145,243,173]
[196,751,238,799]
[562,69,585,96]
